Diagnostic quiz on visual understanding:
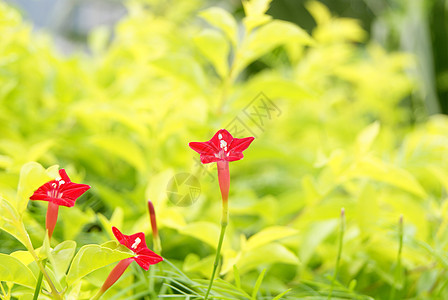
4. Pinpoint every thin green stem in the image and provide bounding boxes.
[328,208,345,300]
[0,282,7,300]
[390,215,404,300]
[19,225,61,300]
[33,259,47,300]
[204,200,229,300]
